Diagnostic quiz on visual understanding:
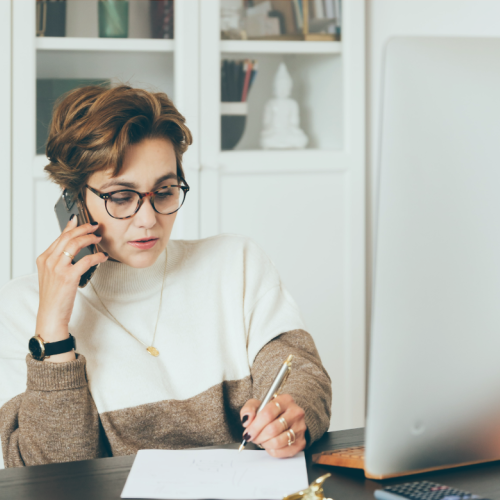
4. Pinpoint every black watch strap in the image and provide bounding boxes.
[44,333,76,356]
